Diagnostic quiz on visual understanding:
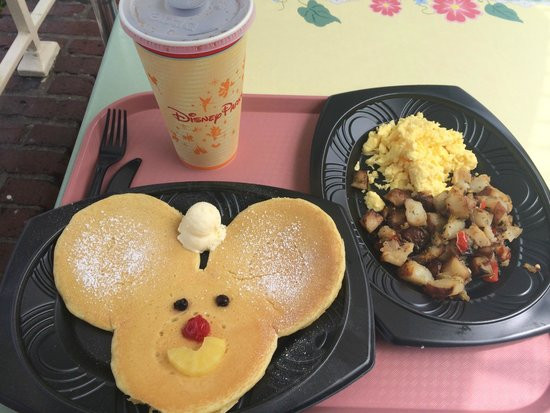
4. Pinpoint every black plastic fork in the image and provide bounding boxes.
[87,108,127,197]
